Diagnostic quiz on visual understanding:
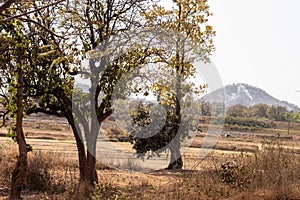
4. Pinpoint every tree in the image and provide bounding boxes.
[55,0,152,184]
[126,0,215,169]
[1,0,151,186]
[250,104,270,118]
[0,16,30,200]
[268,105,287,121]
[199,101,212,116]
[0,2,71,198]
[284,111,300,135]
[226,104,249,118]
